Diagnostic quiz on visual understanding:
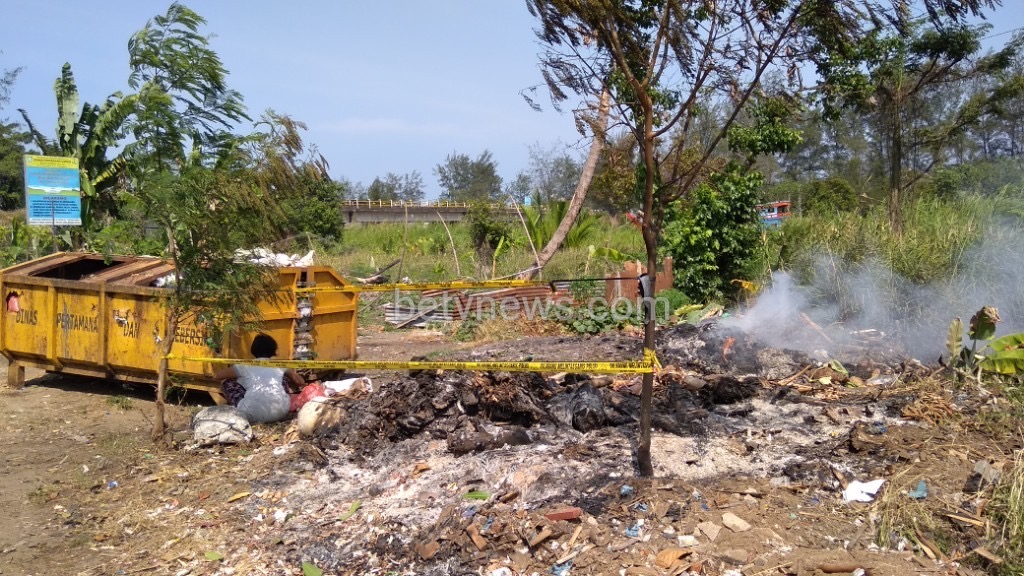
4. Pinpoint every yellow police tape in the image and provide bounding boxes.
[295,279,550,294]
[166,348,661,375]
